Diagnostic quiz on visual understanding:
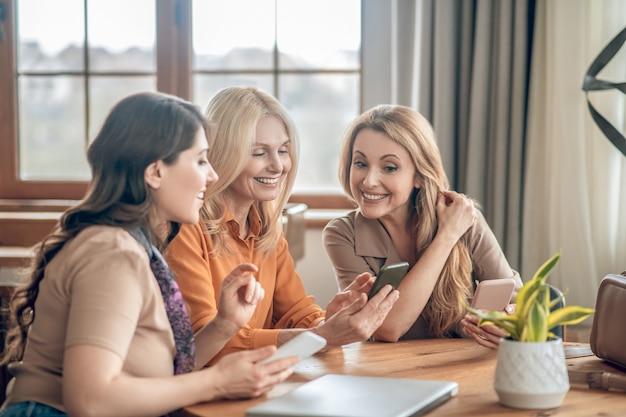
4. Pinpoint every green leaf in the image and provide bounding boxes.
[547,306,595,329]
[515,279,544,336]
[524,302,549,342]
[531,252,561,282]
[463,252,594,343]
[480,319,518,336]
